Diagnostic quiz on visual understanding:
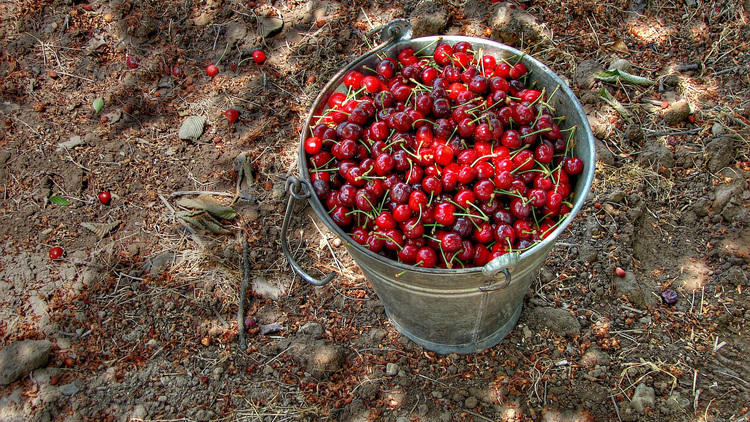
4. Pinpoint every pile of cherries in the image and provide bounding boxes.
[304,40,584,269]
